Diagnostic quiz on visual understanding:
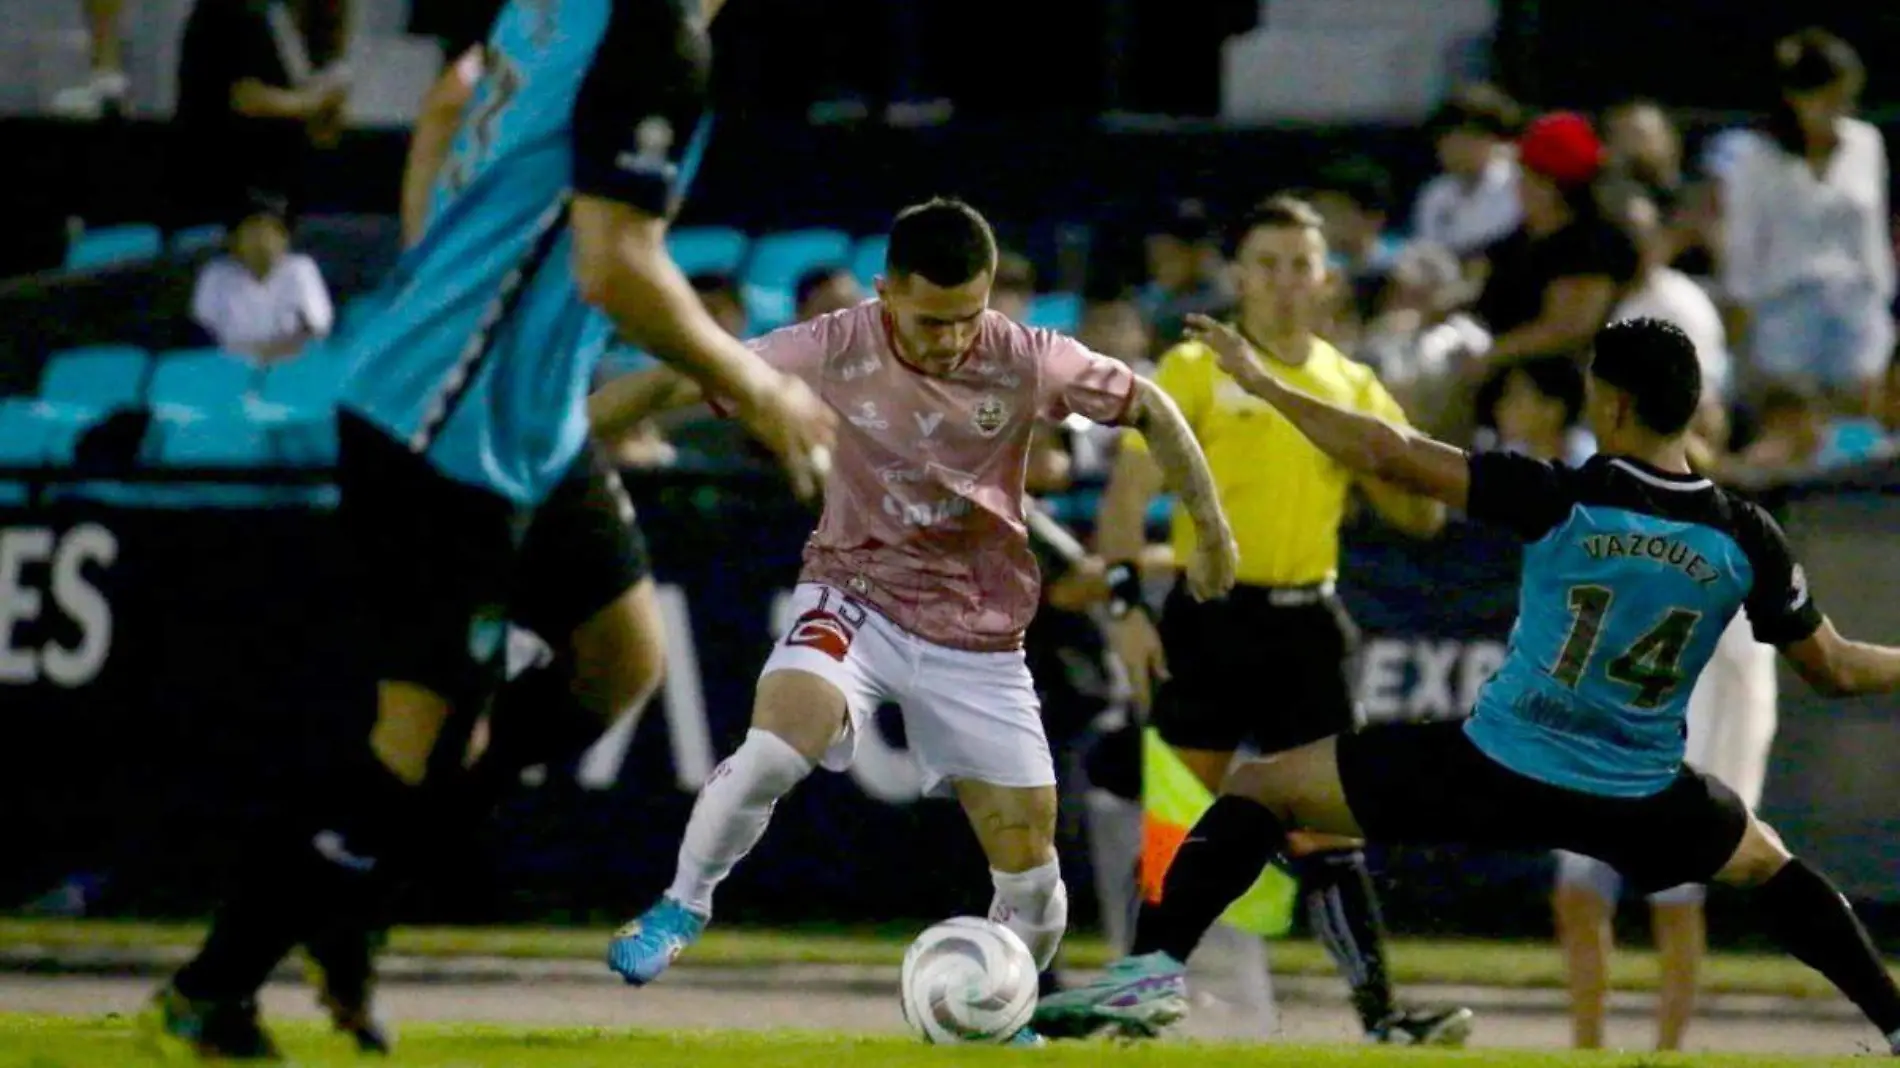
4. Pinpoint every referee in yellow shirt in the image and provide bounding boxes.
[1098,196,1470,1045]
